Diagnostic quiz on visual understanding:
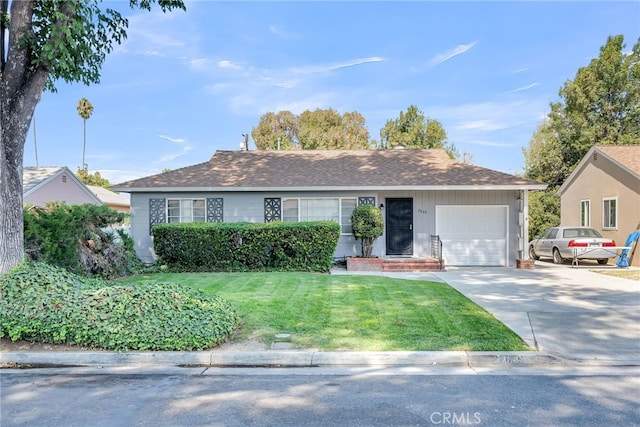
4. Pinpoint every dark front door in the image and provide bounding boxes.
[386,198,413,256]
